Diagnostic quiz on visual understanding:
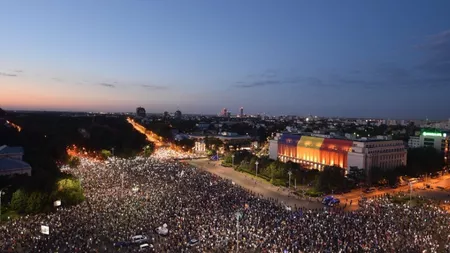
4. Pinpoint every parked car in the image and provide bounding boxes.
[130,235,148,244]
[139,243,153,252]
[363,187,376,193]
[187,239,199,247]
